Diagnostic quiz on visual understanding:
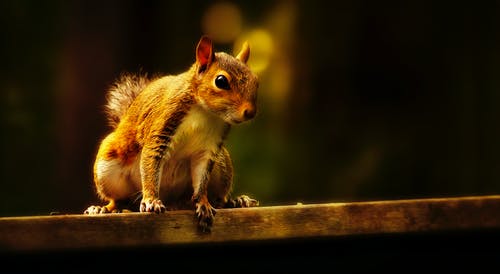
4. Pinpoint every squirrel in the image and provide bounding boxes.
[84,36,259,231]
